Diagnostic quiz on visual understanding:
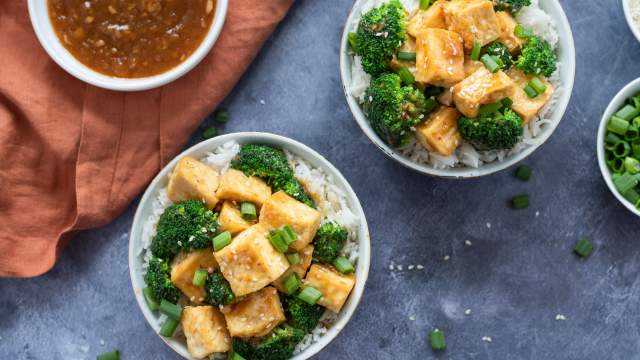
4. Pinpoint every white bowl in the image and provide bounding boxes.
[339,0,576,178]
[597,78,640,217]
[28,0,228,92]
[623,0,640,43]
[128,132,371,359]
